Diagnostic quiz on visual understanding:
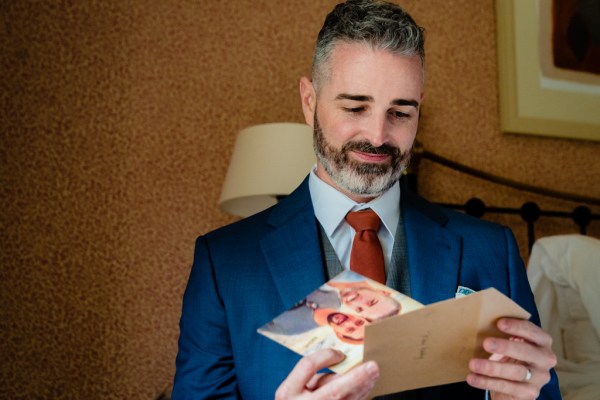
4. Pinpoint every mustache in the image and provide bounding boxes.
[341,141,401,158]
